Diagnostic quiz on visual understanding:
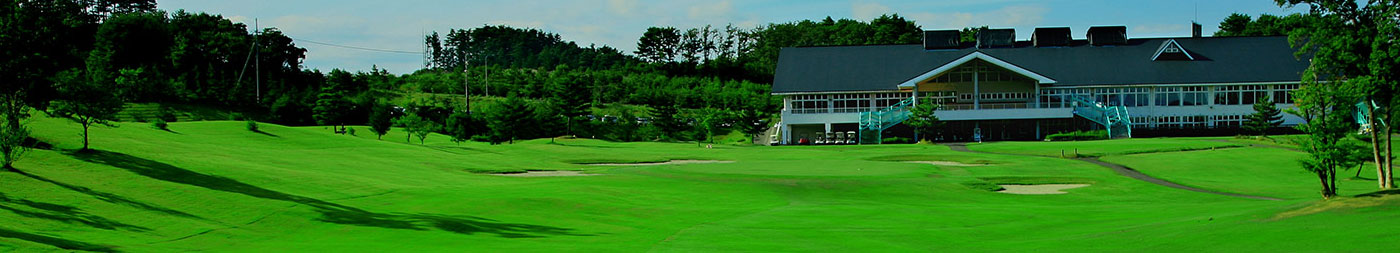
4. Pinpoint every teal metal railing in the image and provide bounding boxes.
[1069,95,1132,139]
[858,97,917,144]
